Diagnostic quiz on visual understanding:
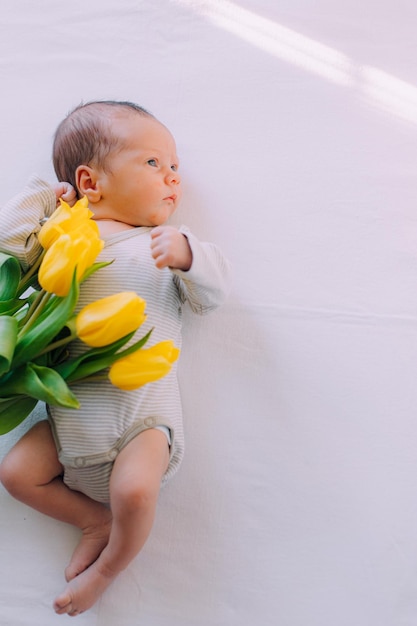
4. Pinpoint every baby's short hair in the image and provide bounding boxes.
[53,100,154,192]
